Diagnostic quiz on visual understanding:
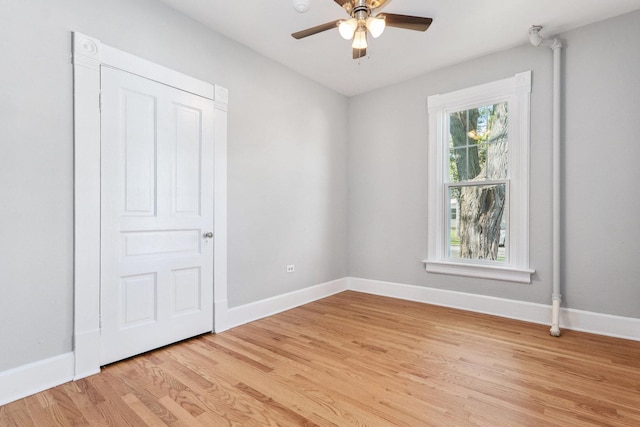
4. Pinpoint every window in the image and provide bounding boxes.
[424,71,534,283]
